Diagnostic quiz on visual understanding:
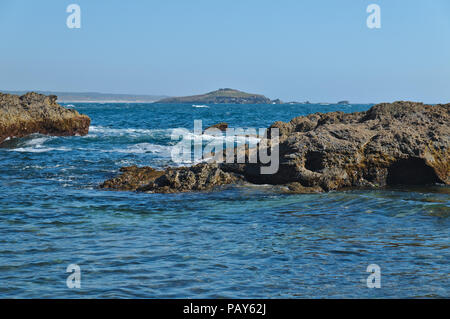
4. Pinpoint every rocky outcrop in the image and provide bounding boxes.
[240,101,449,191]
[0,92,90,144]
[204,122,228,132]
[101,101,449,193]
[100,164,244,193]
